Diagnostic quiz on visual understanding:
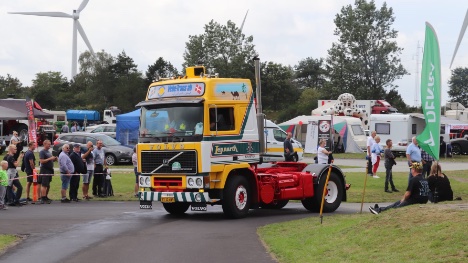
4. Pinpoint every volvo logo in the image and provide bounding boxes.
[162,159,169,166]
